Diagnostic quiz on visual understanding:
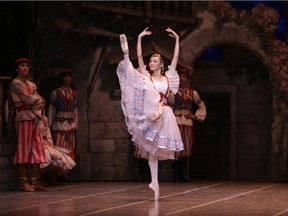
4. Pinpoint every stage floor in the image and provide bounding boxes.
[0,180,288,216]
